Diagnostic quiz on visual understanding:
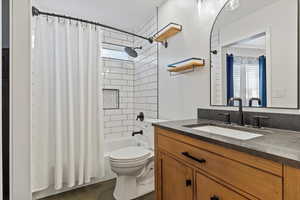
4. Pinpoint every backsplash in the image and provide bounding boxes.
[198,108,300,132]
